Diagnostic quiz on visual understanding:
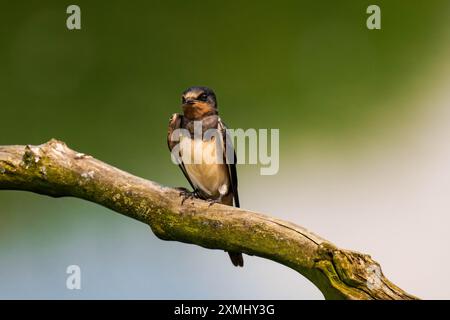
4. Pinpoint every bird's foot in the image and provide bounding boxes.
[206,196,223,207]
[175,187,200,205]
